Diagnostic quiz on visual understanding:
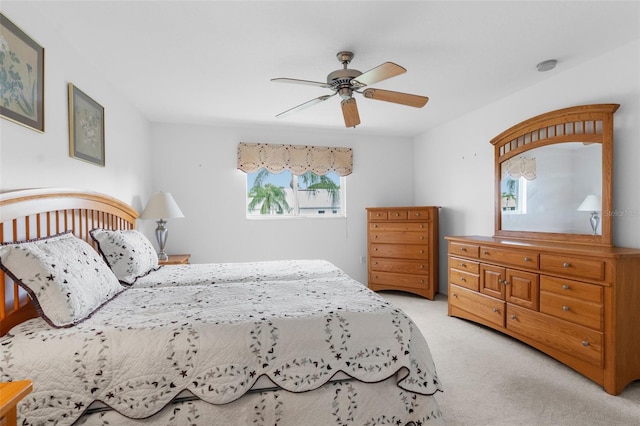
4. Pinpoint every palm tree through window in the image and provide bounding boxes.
[246,169,345,217]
